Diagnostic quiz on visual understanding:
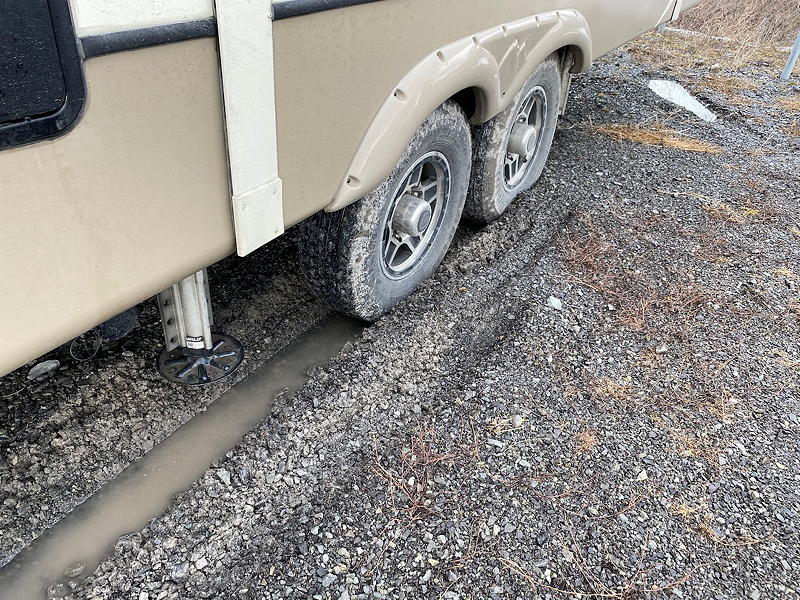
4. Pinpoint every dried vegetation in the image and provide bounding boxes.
[677,0,800,47]
[593,123,722,154]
